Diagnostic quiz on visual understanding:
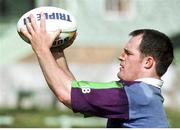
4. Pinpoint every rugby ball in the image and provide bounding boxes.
[17,6,77,48]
